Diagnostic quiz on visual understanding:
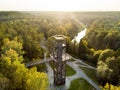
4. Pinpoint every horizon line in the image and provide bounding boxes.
[0,10,120,12]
